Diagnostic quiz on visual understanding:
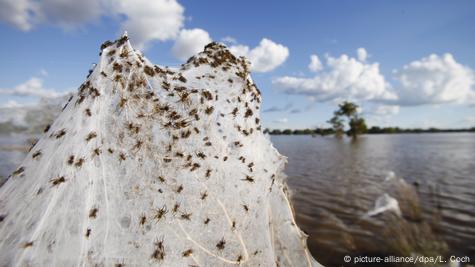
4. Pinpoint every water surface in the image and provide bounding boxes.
[272,134,475,266]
